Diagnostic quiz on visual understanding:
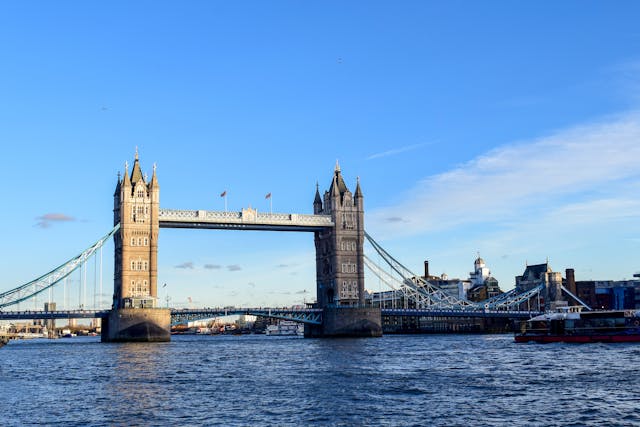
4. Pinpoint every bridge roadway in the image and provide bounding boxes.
[0,307,541,324]
[158,208,334,232]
